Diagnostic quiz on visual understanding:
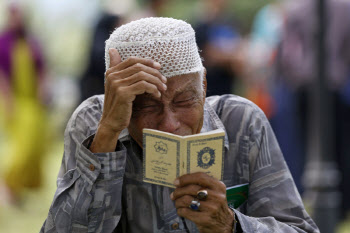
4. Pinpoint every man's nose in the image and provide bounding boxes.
[157,107,180,134]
